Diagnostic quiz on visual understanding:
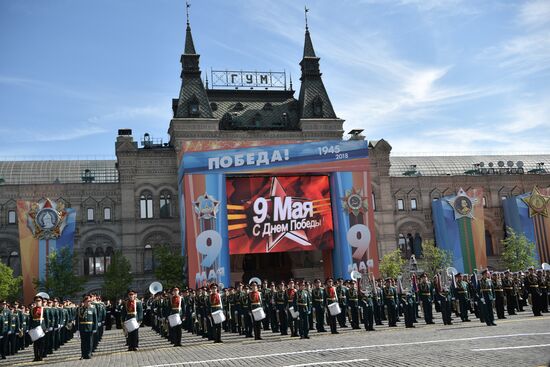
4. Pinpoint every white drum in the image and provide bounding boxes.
[29,326,45,342]
[289,306,299,319]
[328,302,341,316]
[168,313,182,327]
[124,318,139,333]
[212,310,226,324]
[252,307,266,321]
